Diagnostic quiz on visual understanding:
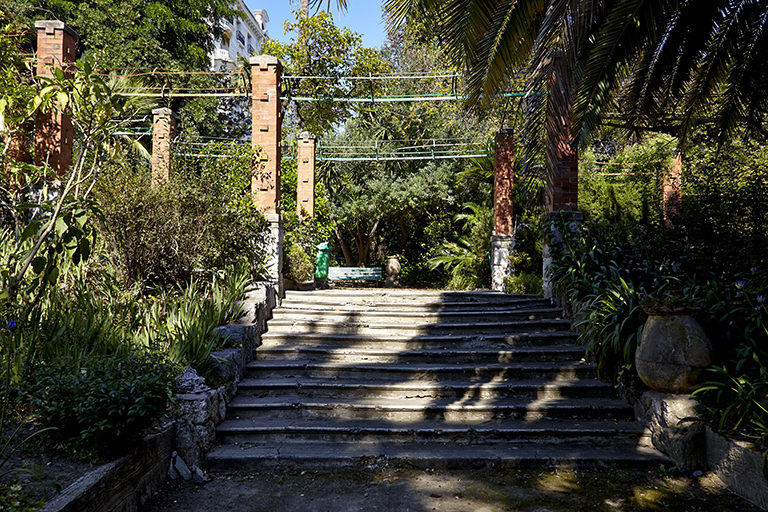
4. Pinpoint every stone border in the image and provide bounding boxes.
[43,284,277,512]
[172,284,277,468]
[706,427,768,510]
[44,426,173,512]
